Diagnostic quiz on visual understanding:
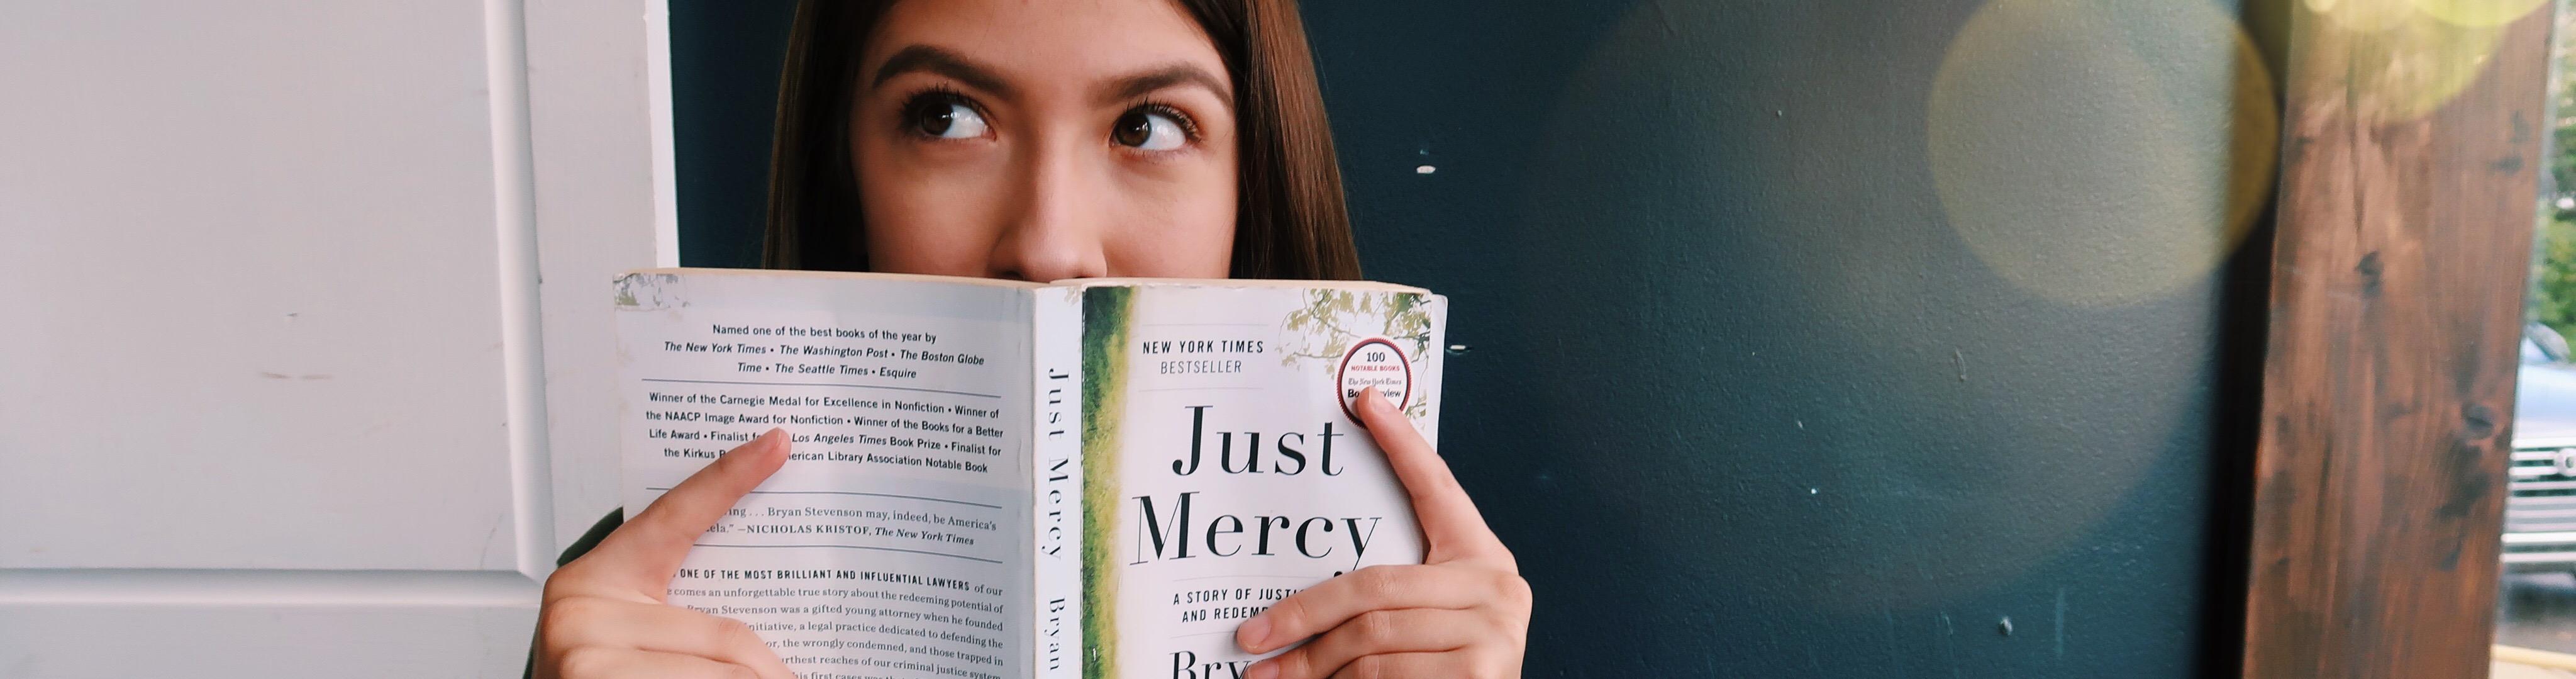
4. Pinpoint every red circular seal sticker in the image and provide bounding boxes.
[1336,337,1413,424]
